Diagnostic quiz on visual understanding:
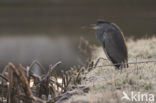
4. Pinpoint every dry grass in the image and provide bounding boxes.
[64,37,156,103]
